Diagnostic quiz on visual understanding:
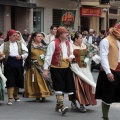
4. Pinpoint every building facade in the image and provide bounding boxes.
[109,0,120,27]
[31,0,110,34]
[1,0,120,37]
[0,0,36,37]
